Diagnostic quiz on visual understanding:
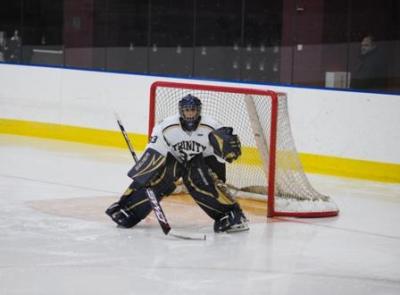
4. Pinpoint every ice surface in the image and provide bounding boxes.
[1,134,399,295]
